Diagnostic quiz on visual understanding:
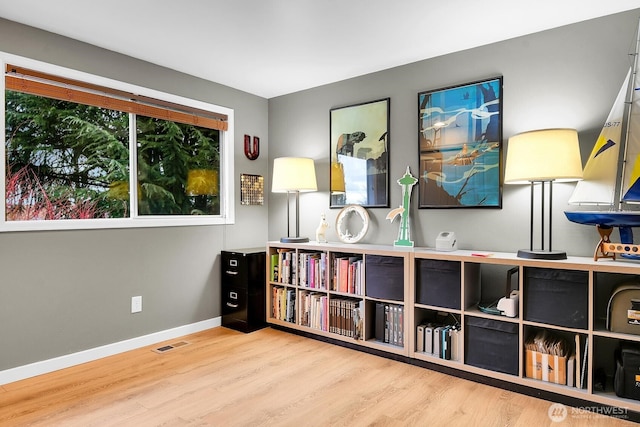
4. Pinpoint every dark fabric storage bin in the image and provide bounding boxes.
[365,255,404,301]
[523,268,588,329]
[415,259,461,309]
[615,345,640,400]
[465,317,519,375]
